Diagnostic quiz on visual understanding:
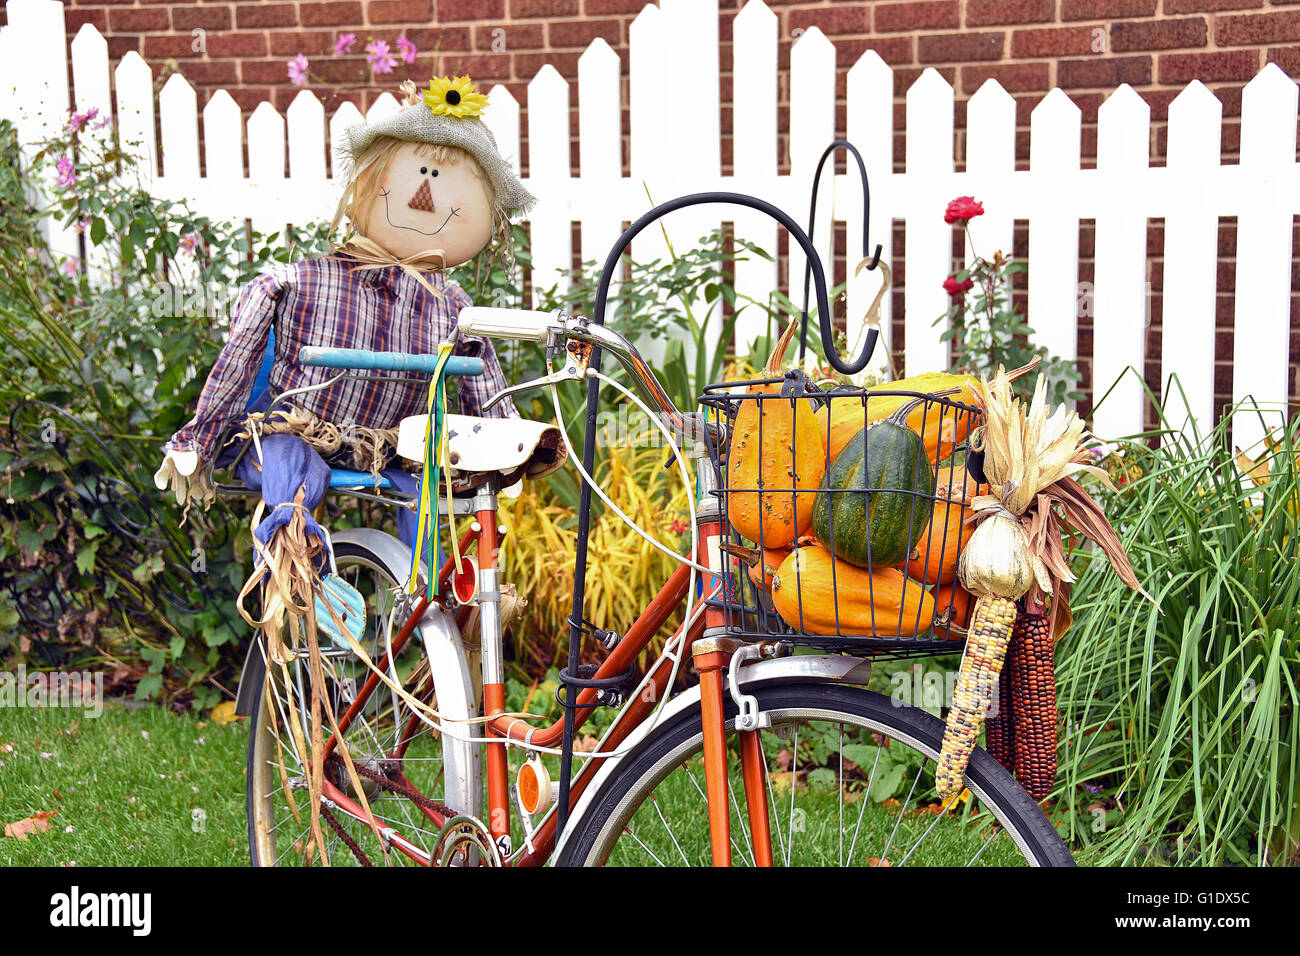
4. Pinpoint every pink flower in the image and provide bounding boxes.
[178,232,200,254]
[54,156,76,190]
[944,196,984,225]
[396,36,417,64]
[73,218,91,235]
[287,53,309,86]
[60,258,79,278]
[67,107,99,134]
[334,33,356,55]
[943,275,974,297]
[366,39,397,75]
